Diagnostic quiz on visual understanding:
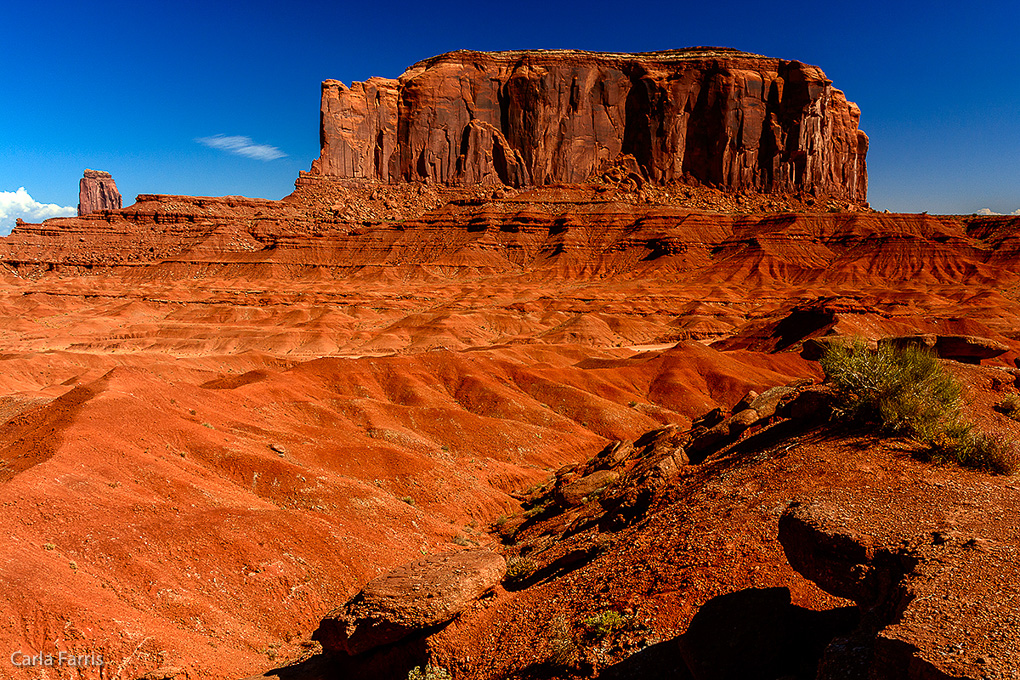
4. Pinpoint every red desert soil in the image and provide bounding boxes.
[1,180,1020,679]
